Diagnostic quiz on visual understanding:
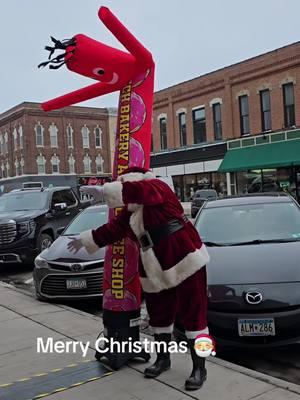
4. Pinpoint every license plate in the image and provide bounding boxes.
[66,278,87,290]
[238,318,275,336]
